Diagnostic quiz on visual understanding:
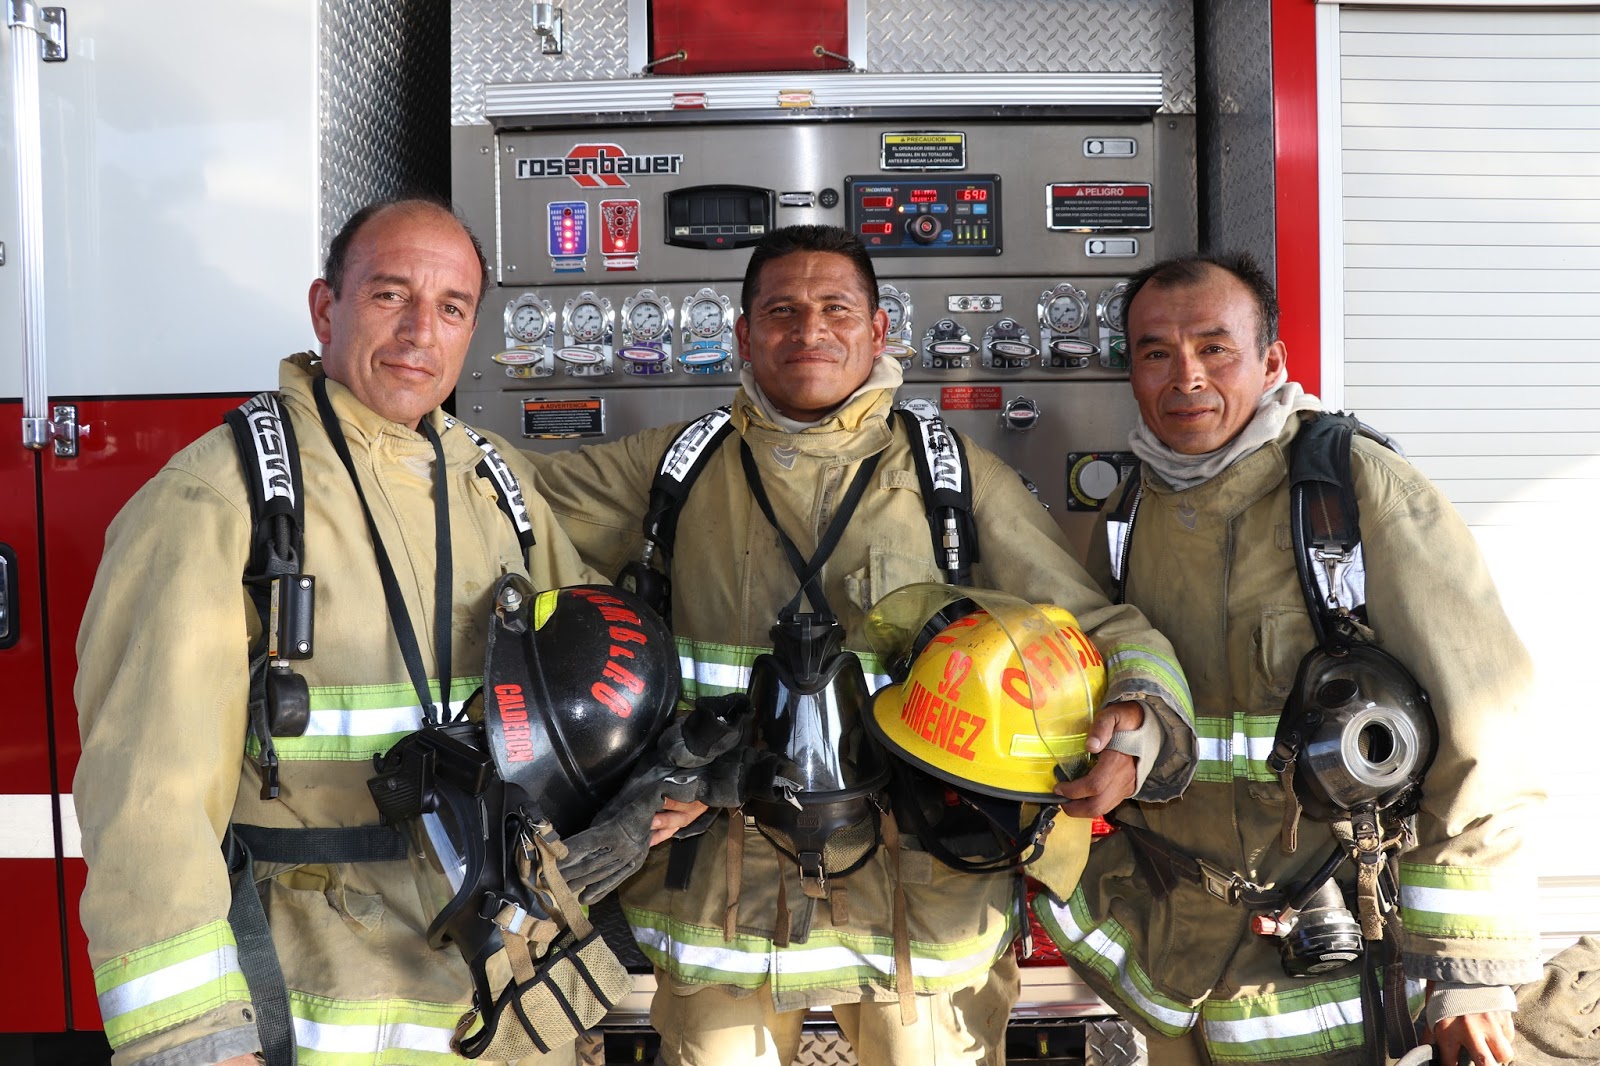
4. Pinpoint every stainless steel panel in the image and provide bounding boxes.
[486,117,1191,286]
